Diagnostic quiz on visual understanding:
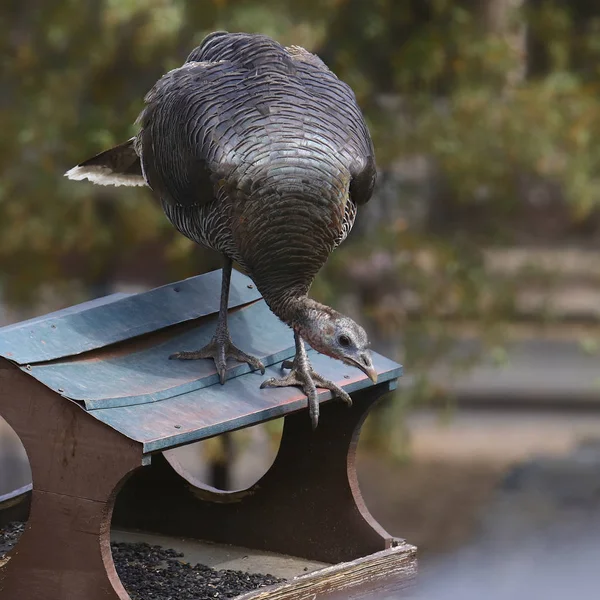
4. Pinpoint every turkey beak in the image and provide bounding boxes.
[355,352,377,384]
